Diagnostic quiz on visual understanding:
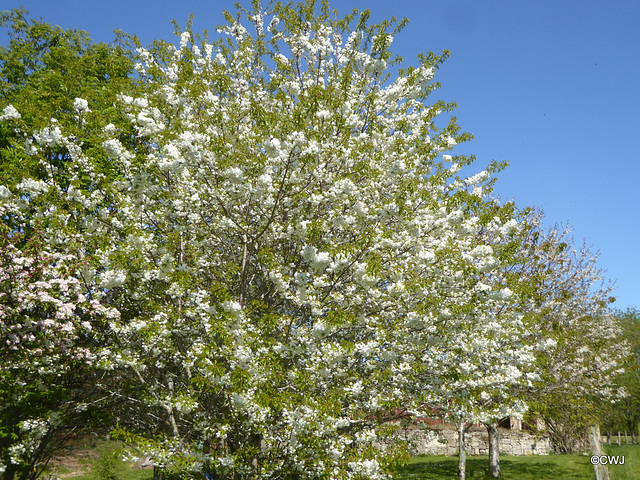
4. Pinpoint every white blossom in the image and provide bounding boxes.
[73,97,90,114]
[0,104,21,120]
